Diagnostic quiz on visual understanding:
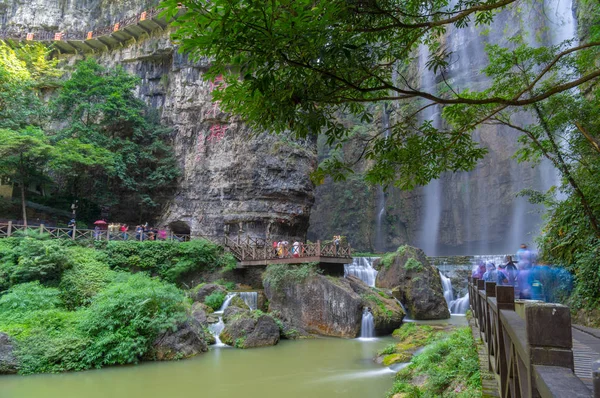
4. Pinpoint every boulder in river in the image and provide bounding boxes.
[189,283,227,303]
[148,318,209,360]
[263,265,363,338]
[346,276,405,335]
[375,246,450,320]
[220,310,280,348]
[0,333,19,374]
